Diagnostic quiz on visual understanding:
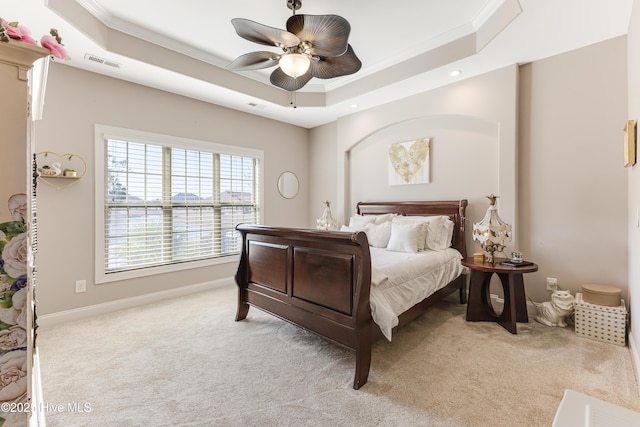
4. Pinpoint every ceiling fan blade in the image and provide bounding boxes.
[286,14,350,57]
[227,52,280,71]
[270,67,312,91]
[309,45,362,79]
[232,18,300,48]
